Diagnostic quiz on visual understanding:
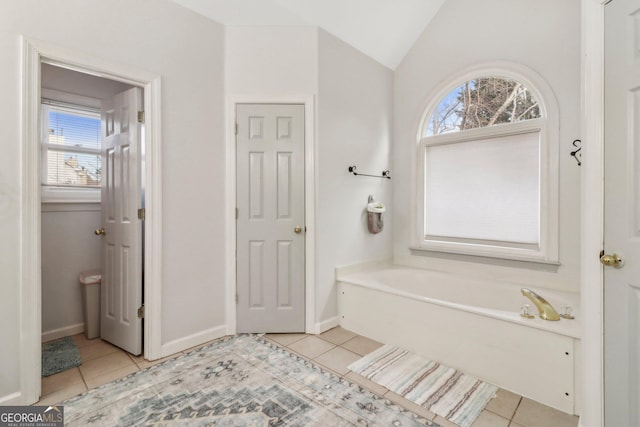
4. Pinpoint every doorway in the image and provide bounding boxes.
[235,104,306,333]
[603,0,640,425]
[225,95,316,336]
[20,38,163,404]
[40,63,140,351]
